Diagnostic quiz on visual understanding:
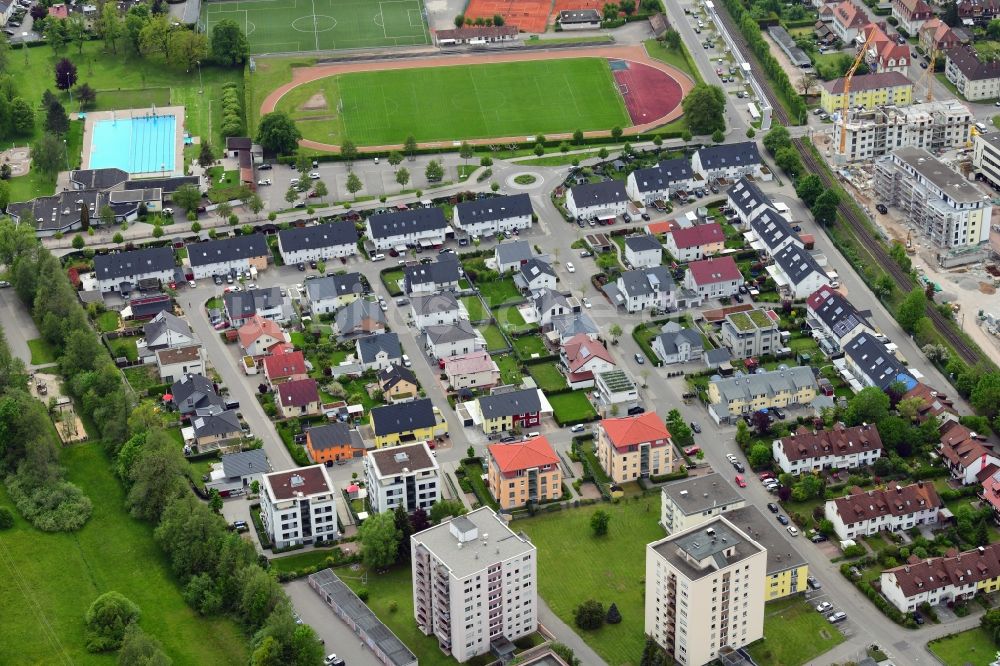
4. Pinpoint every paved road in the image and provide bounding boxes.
[284,579,383,666]
[183,285,296,470]
[0,287,43,369]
